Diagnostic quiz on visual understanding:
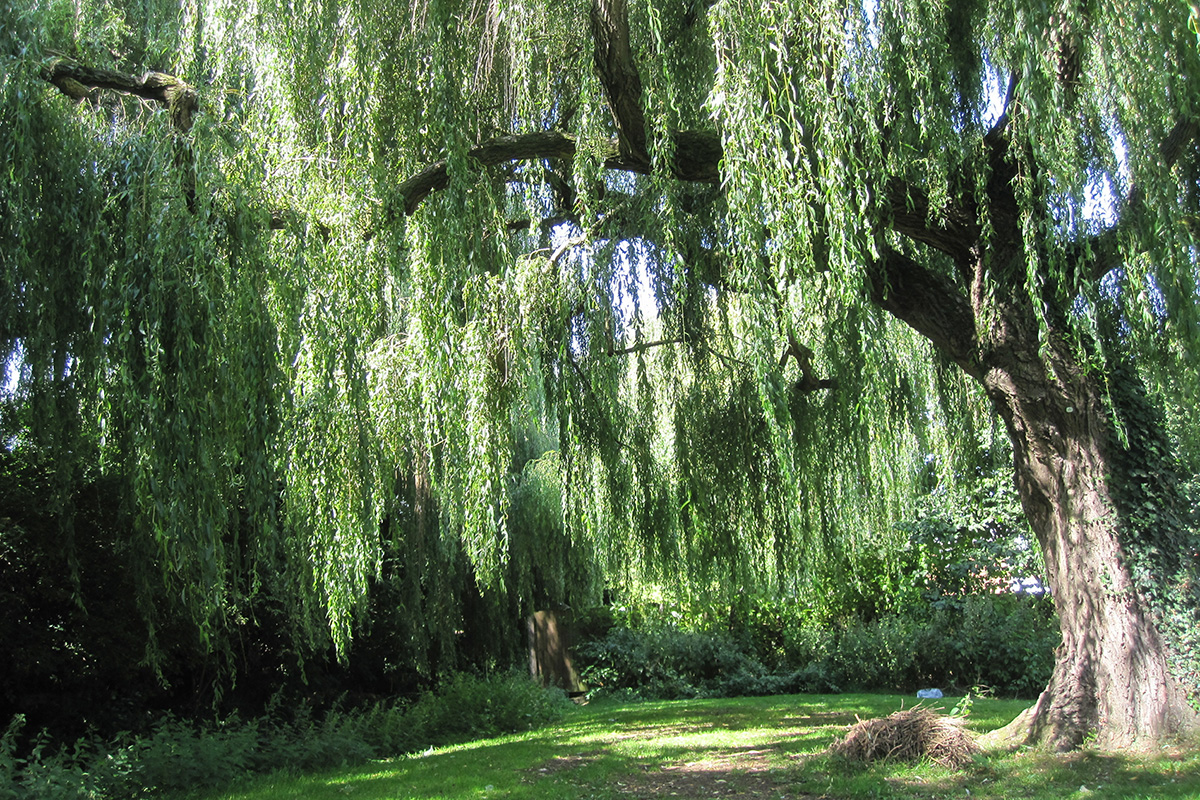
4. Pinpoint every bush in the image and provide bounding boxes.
[576,625,769,700]
[933,593,1058,696]
[398,673,571,751]
[574,592,1058,701]
[0,672,571,799]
